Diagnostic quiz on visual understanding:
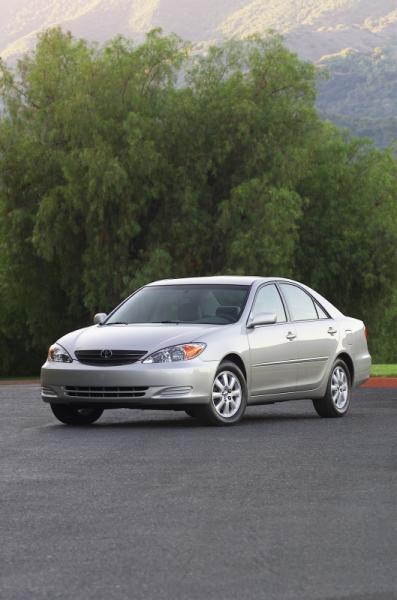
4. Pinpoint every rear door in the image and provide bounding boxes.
[248,283,298,396]
[278,283,339,391]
